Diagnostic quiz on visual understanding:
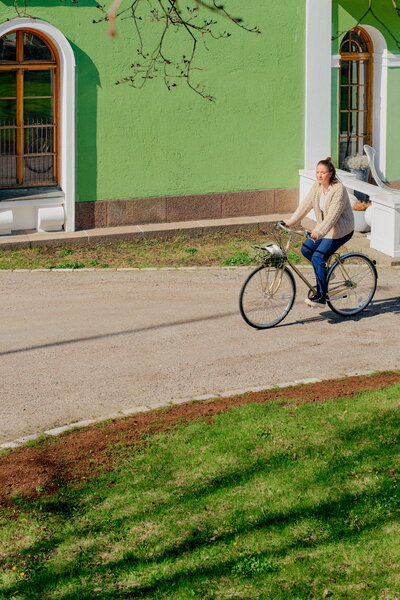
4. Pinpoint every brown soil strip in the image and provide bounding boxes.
[1,372,399,510]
